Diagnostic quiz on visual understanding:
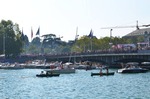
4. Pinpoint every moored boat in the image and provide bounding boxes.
[117,62,149,73]
[140,62,150,70]
[0,63,24,69]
